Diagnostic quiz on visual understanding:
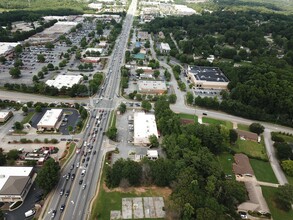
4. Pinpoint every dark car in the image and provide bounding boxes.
[51,210,56,219]
[60,204,65,212]
[71,174,75,180]
[79,179,83,185]
[65,190,70,197]
[93,150,96,155]
[82,158,85,163]
[202,113,207,116]
[86,157,90,161]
